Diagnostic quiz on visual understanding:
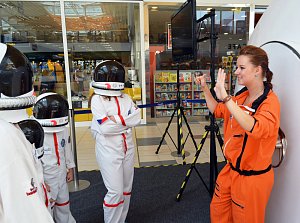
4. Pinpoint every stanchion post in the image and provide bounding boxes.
[60,0,90,192]
[68,109,90,192]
